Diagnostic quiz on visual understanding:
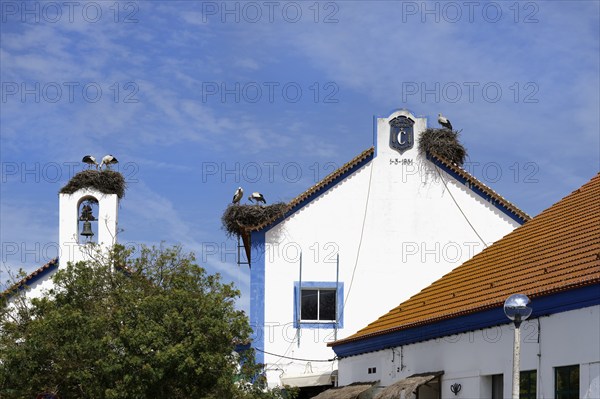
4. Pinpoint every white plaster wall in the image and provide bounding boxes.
[59,189,118,268]
[583,362,600,399]
[260,110,523,386]
[10,268,58,302]
[338,306,600,399]
[7,189,119,307]
[27,274,57,299]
